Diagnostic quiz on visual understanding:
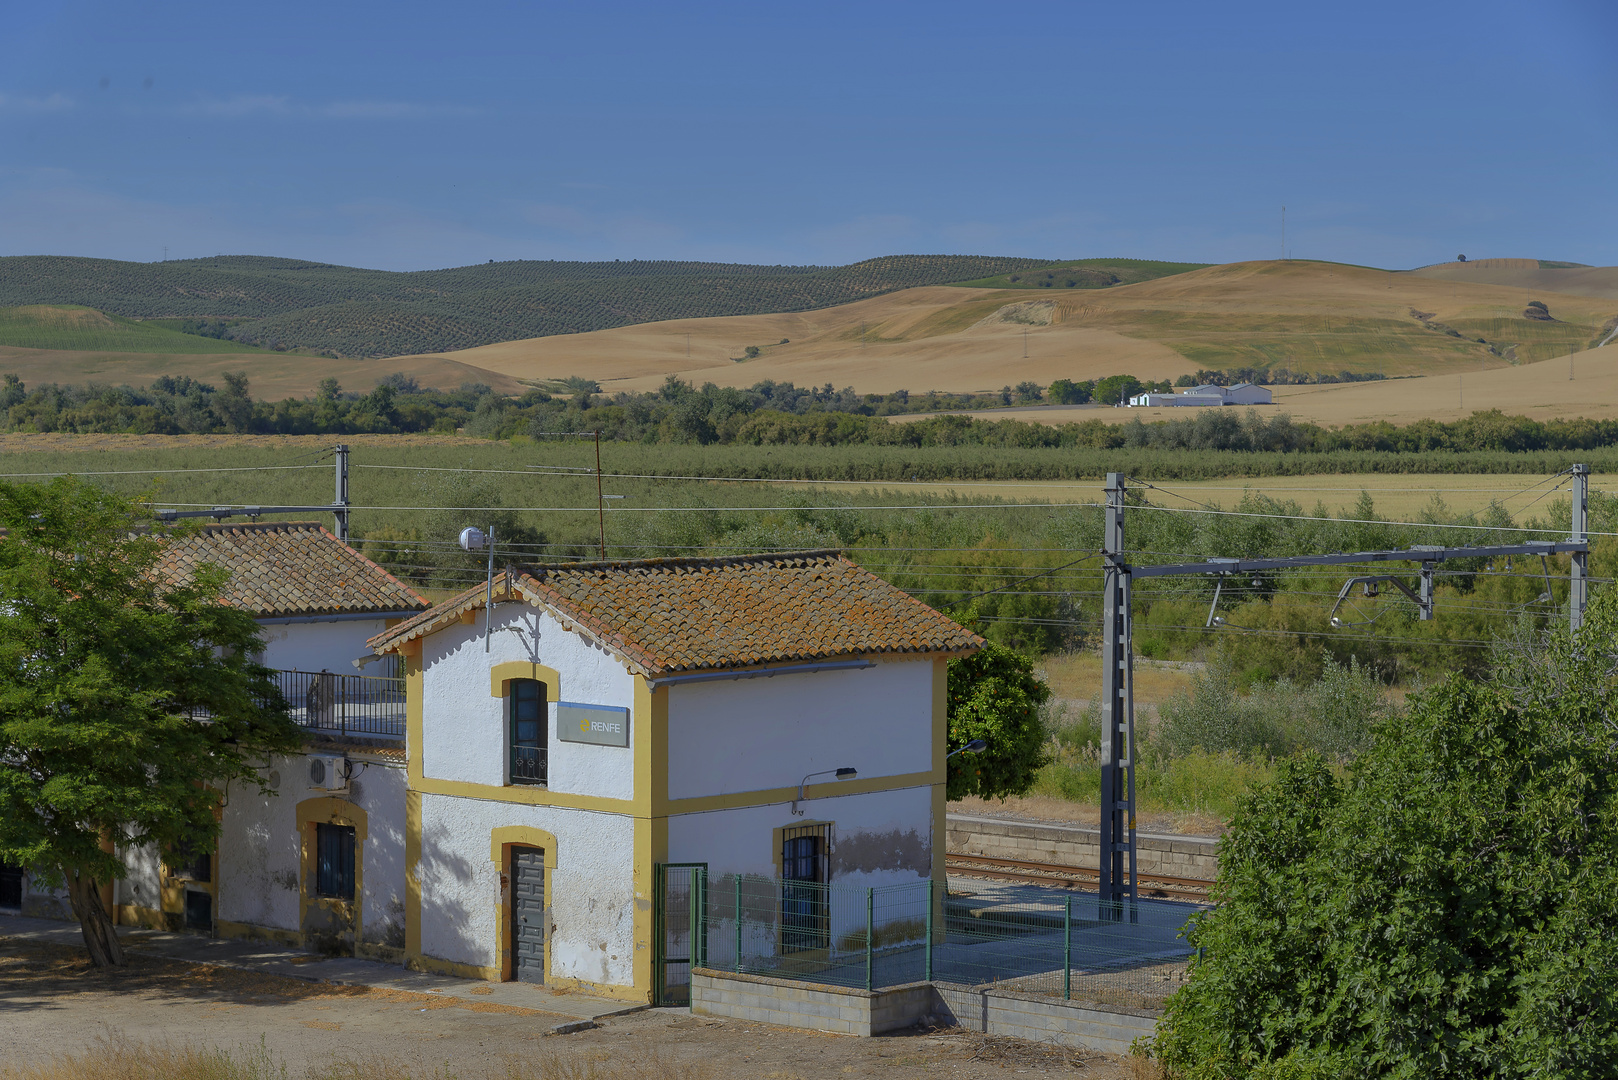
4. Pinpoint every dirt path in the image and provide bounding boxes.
[0,938,1134,1079]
